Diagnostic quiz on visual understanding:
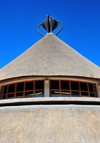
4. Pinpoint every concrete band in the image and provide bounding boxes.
[0,97,100,106]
